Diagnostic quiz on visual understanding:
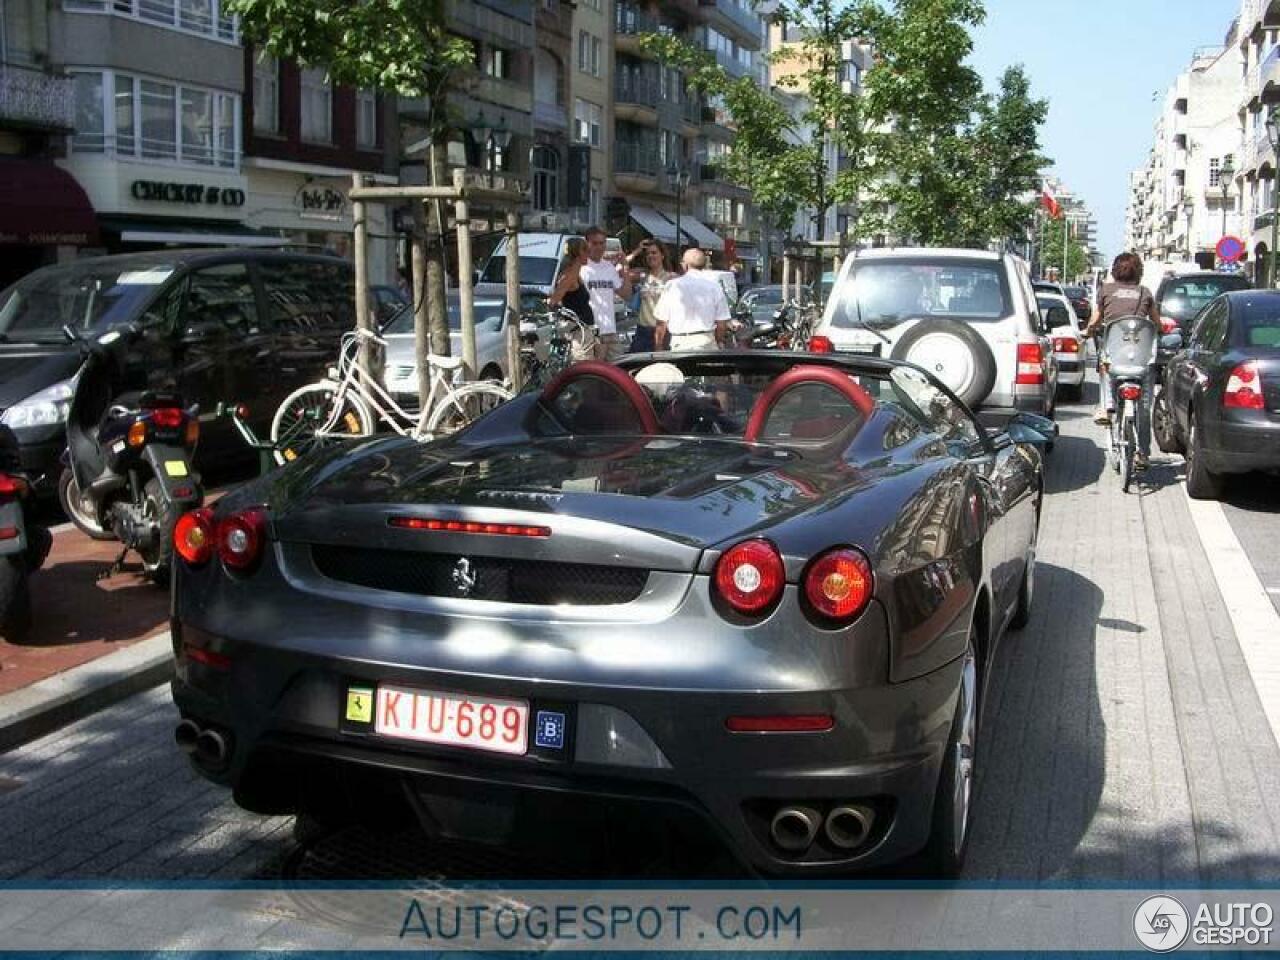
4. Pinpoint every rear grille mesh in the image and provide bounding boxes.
[310,545,649,606]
